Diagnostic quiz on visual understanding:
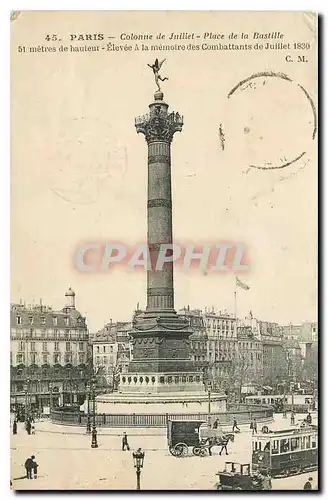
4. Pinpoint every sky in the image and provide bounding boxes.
[11,11,317,332]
